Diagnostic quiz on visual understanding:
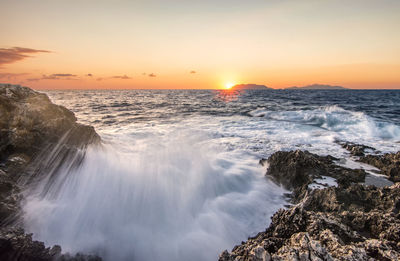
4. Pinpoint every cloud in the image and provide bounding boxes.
[51,73,76,77]
[41,73,78,80]
[190,70,196,74]
[0,72,29,80]
[111,75,131,79]
[0,47,50,66]
[148,73,157,77]
[86,73,93,77]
